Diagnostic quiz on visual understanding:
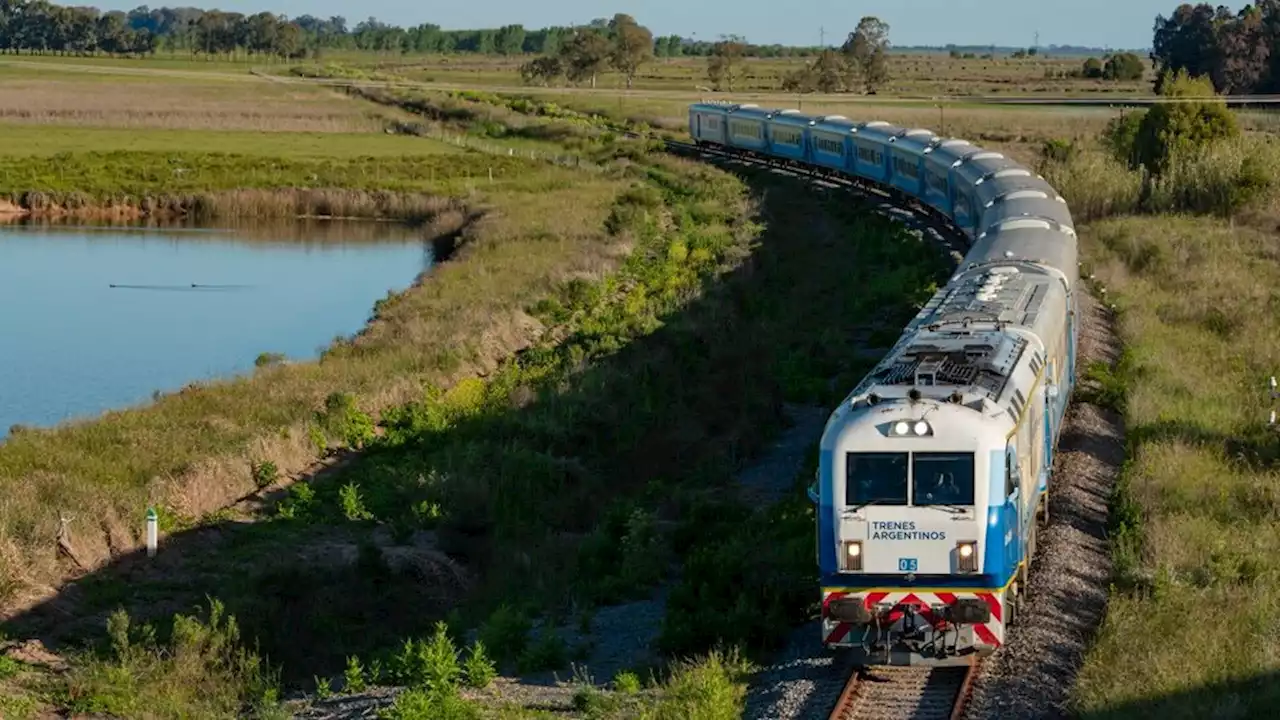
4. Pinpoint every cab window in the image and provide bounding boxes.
[845,452,908,506]
[912,452,975,505]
